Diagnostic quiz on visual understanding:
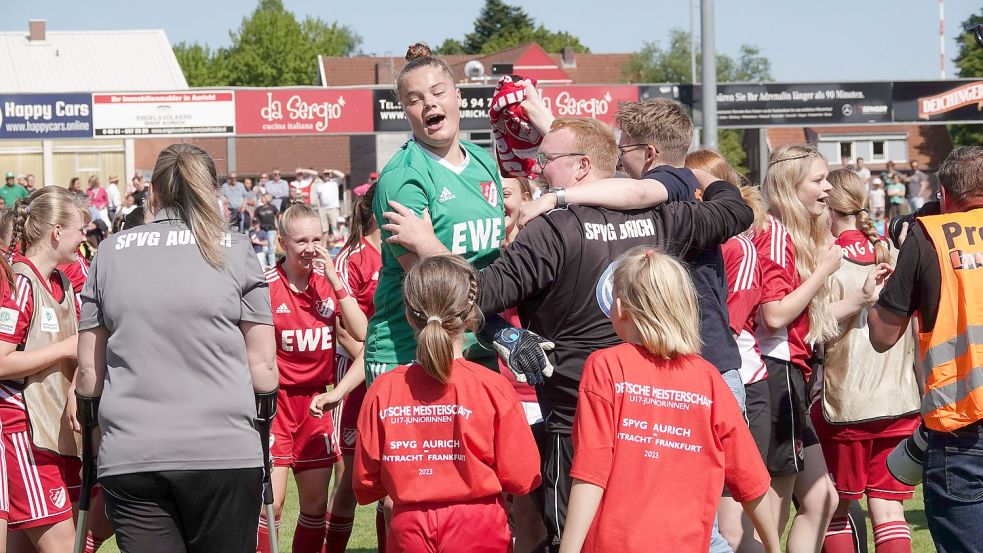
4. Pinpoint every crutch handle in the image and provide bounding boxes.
[75,393,100,512]
[254,389,278,506]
